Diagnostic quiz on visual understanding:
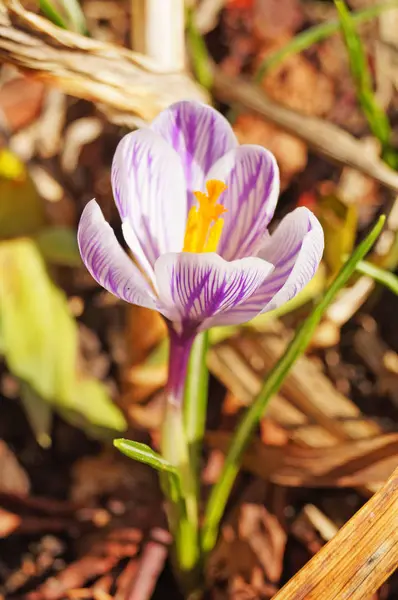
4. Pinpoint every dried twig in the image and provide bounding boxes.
[127,529,172,600]
[271,466,398,600]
